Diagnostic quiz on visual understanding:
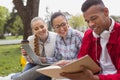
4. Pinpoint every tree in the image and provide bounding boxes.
[44,7,52,31]
[13,0,40,41]
[0,6,9,39]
